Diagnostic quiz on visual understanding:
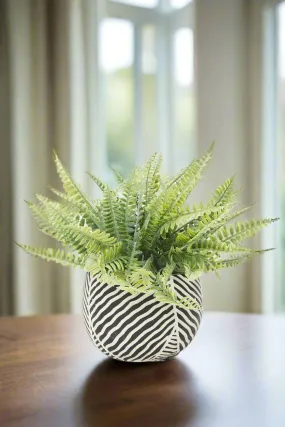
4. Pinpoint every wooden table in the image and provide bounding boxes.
[1,313,285,427]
